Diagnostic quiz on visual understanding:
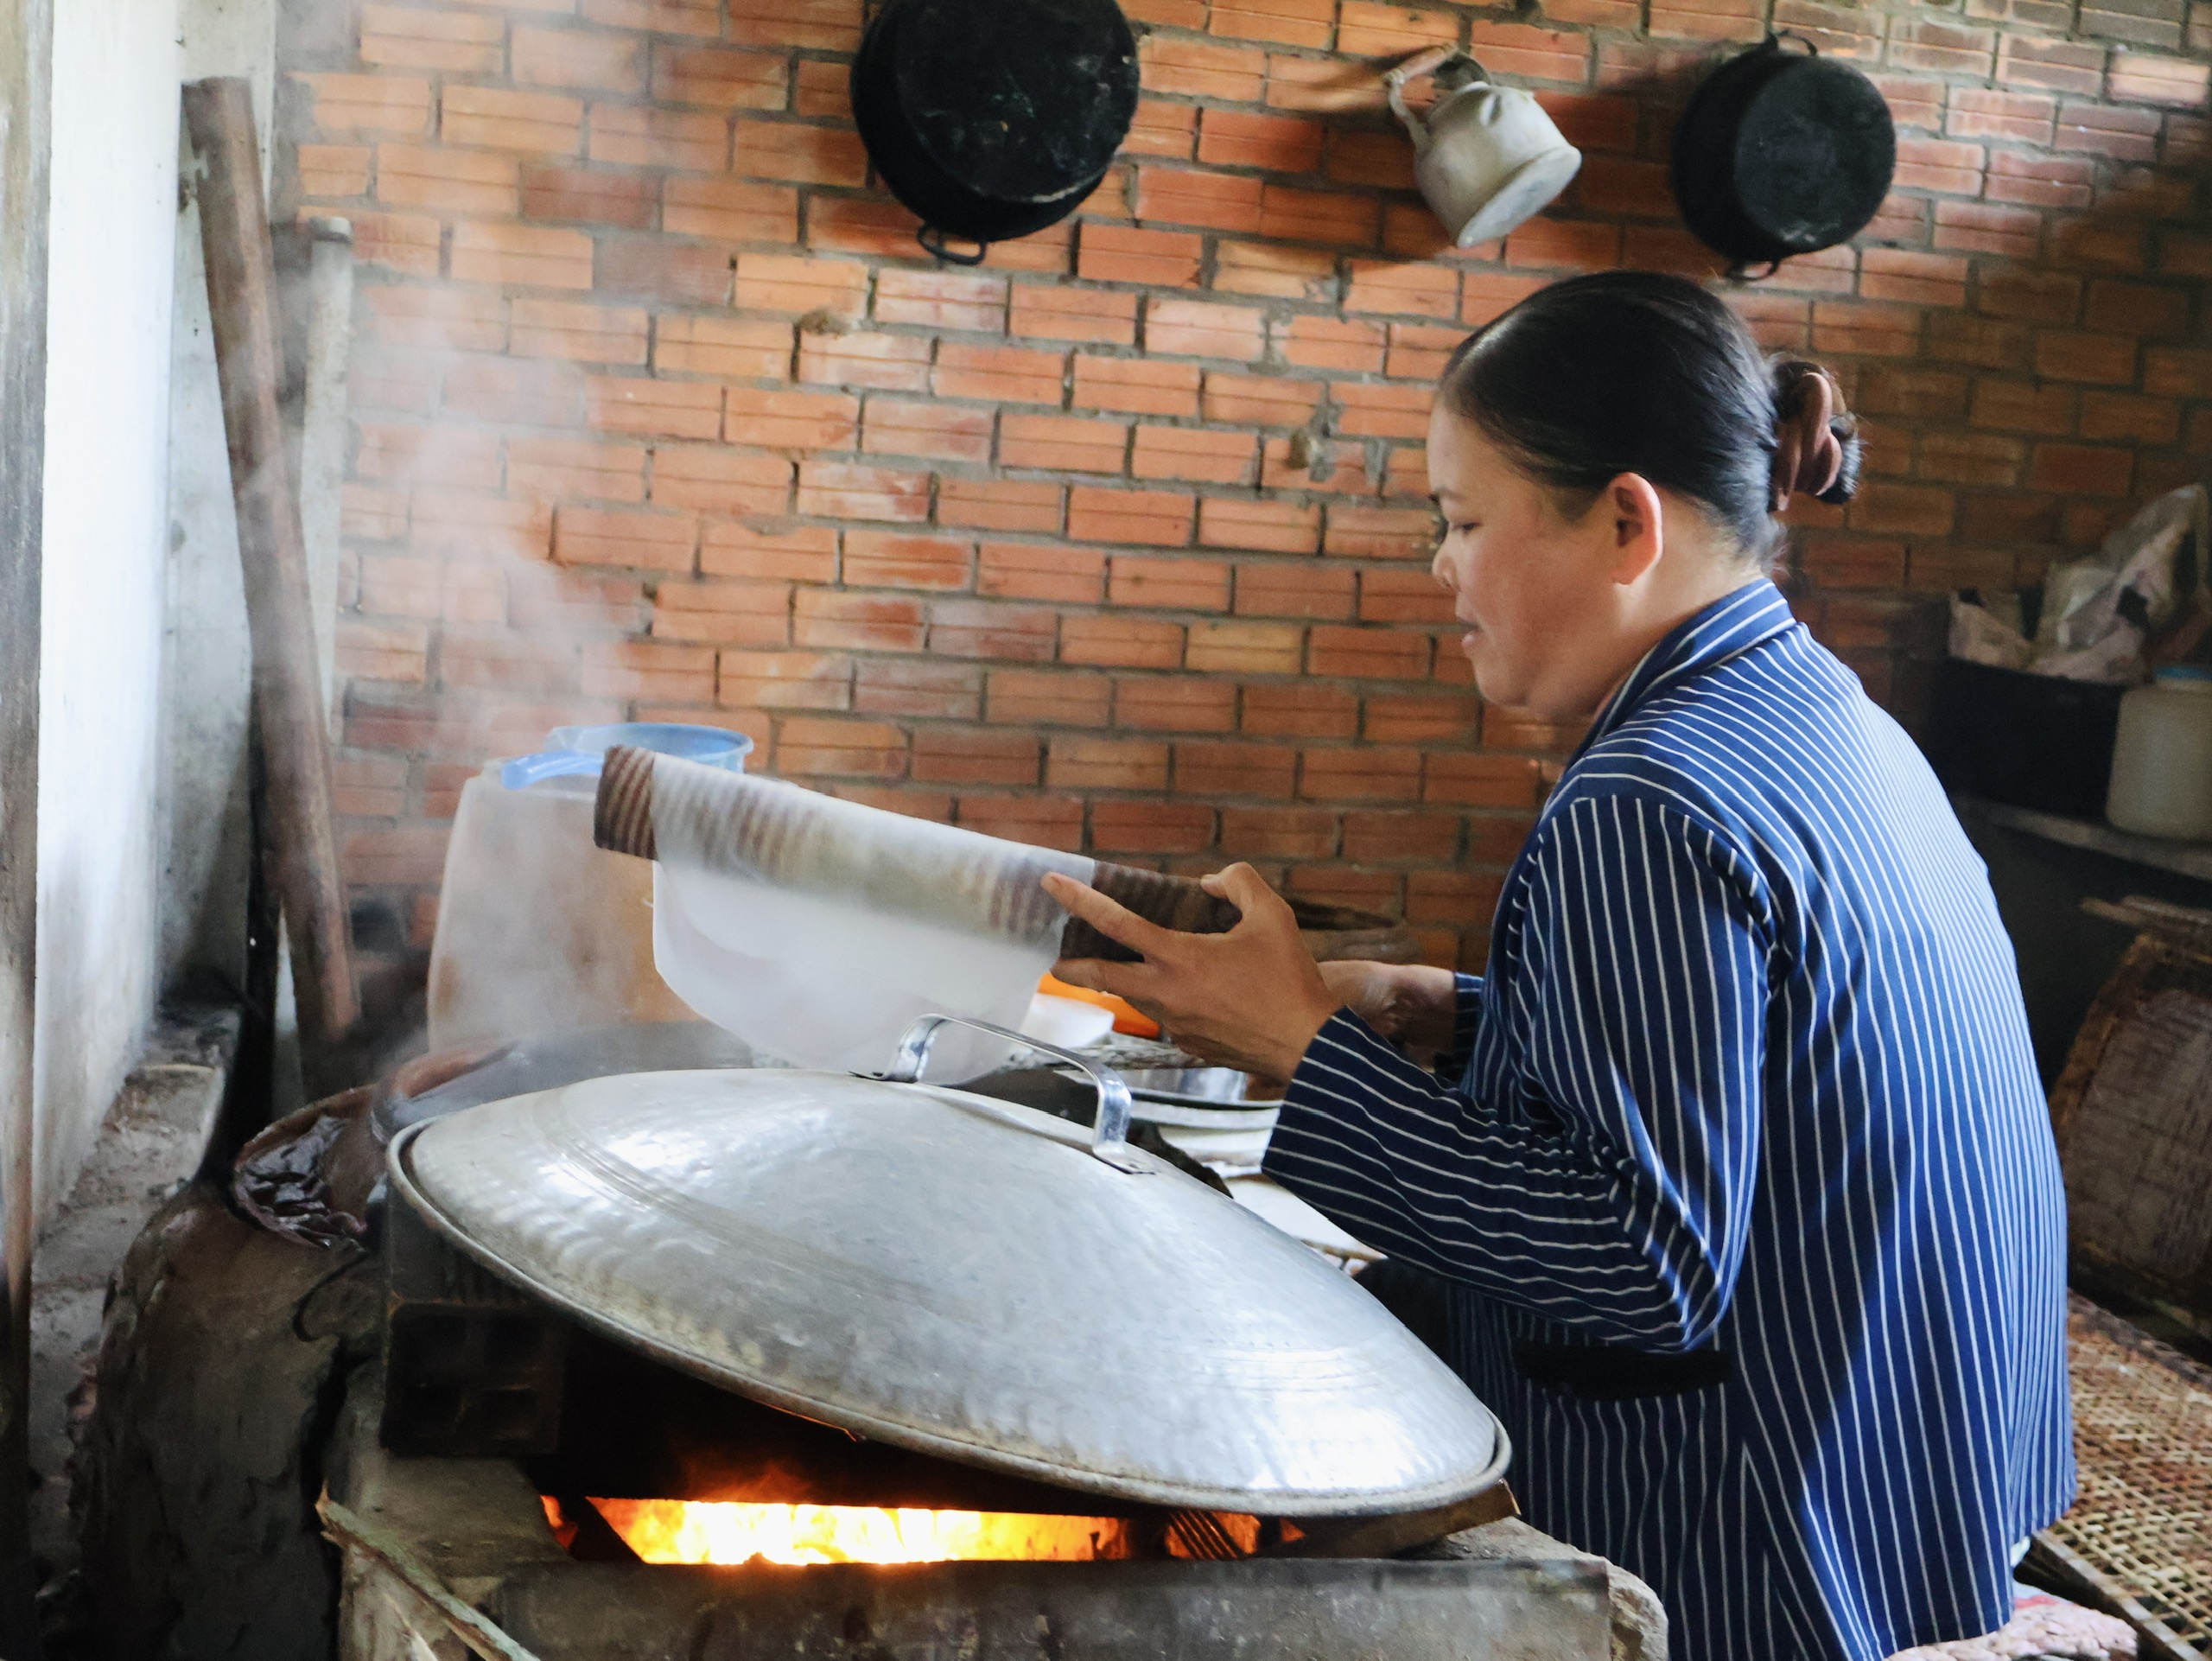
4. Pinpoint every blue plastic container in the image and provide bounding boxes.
[500,722,753,790]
